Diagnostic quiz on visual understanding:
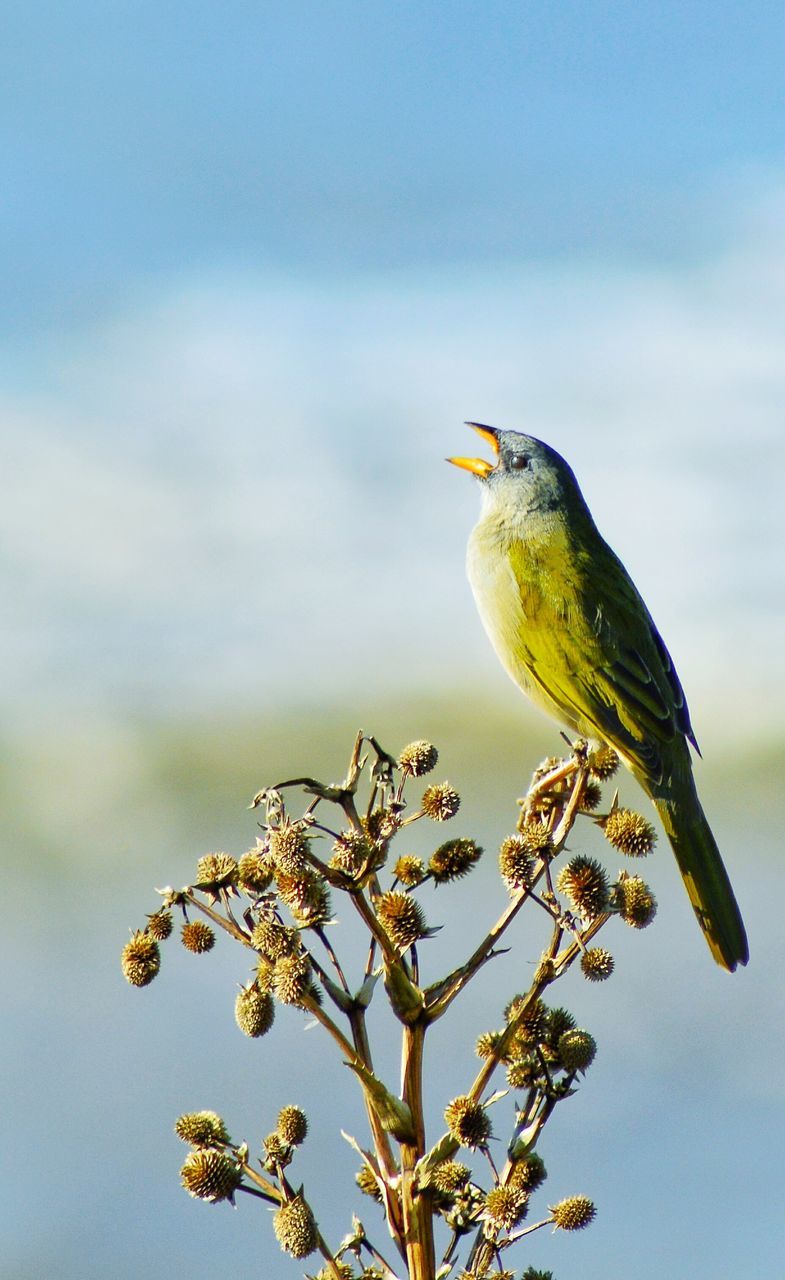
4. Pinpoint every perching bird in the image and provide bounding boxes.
[449,423,748,971]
